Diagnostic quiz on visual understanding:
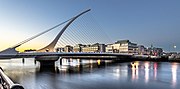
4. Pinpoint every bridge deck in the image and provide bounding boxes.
[0,52,133,59]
